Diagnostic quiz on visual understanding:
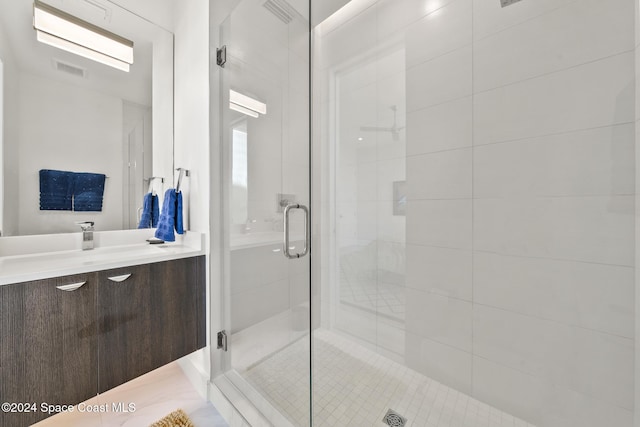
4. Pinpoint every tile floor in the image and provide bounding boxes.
[33,362,228,427]
[244,329,536,427]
